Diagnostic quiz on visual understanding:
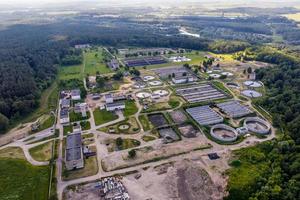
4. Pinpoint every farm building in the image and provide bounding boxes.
[65,132,84,170]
